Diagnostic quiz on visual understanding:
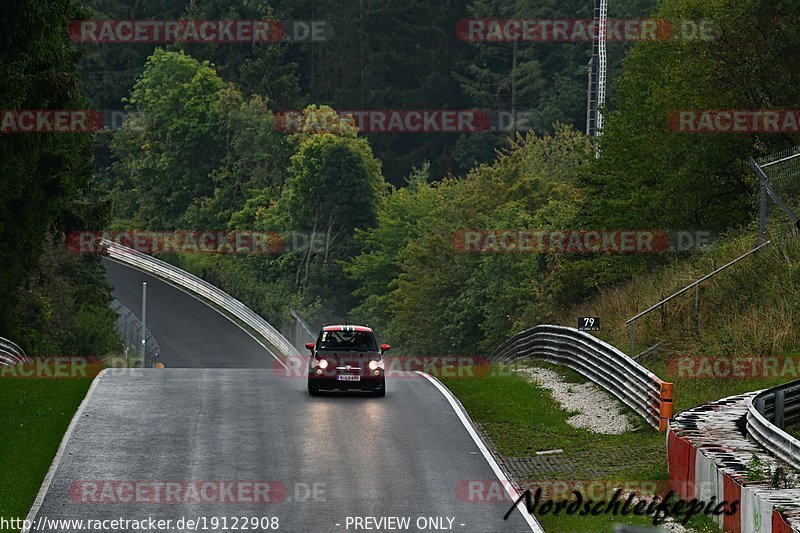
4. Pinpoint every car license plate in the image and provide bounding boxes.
[337,375,360,382]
